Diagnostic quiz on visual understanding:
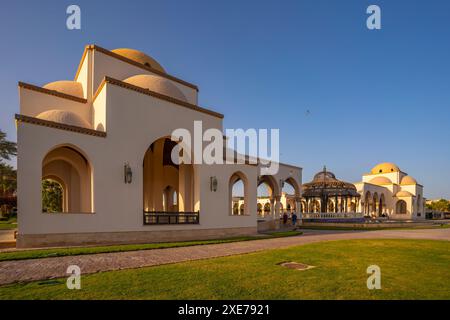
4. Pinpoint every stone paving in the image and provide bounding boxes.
[0,228,449,286]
